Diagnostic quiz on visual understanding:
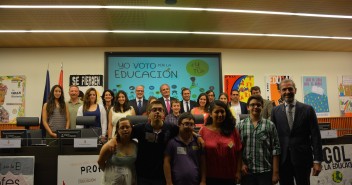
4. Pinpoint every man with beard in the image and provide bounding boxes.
[271,79,323,185]
[132,100,178,185]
